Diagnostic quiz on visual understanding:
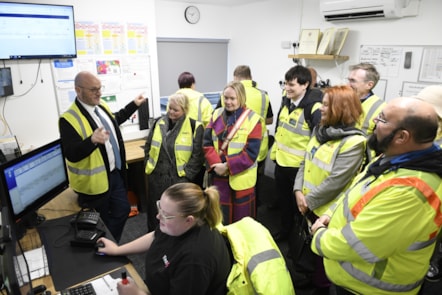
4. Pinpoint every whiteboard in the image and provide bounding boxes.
[359,45,442,102]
